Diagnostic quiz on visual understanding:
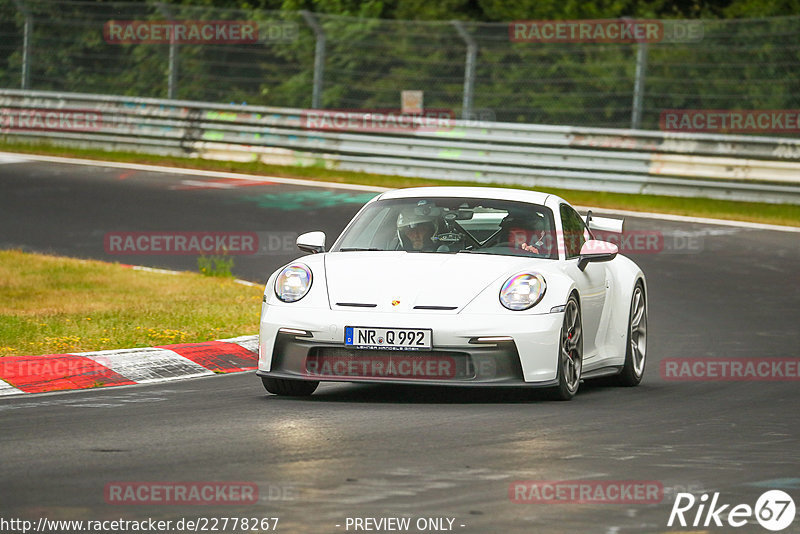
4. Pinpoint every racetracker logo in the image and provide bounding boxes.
[104,20,260,44]
[509,480,663,504]
[0,108,102,132]
[1,358,110,378]
[668,490,796,531]
[510,19,662,43]
[104,232,258,255]
[661,358,800,381]
[305,354,458,380]
[509,19,702,43]
[507,229,701,255]
[302,109,456,132]
[105,482,259,505]
[661,110,800,134]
